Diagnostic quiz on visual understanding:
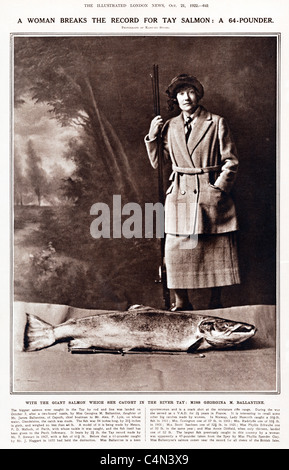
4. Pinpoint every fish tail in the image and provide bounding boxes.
[23,314,56,352]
